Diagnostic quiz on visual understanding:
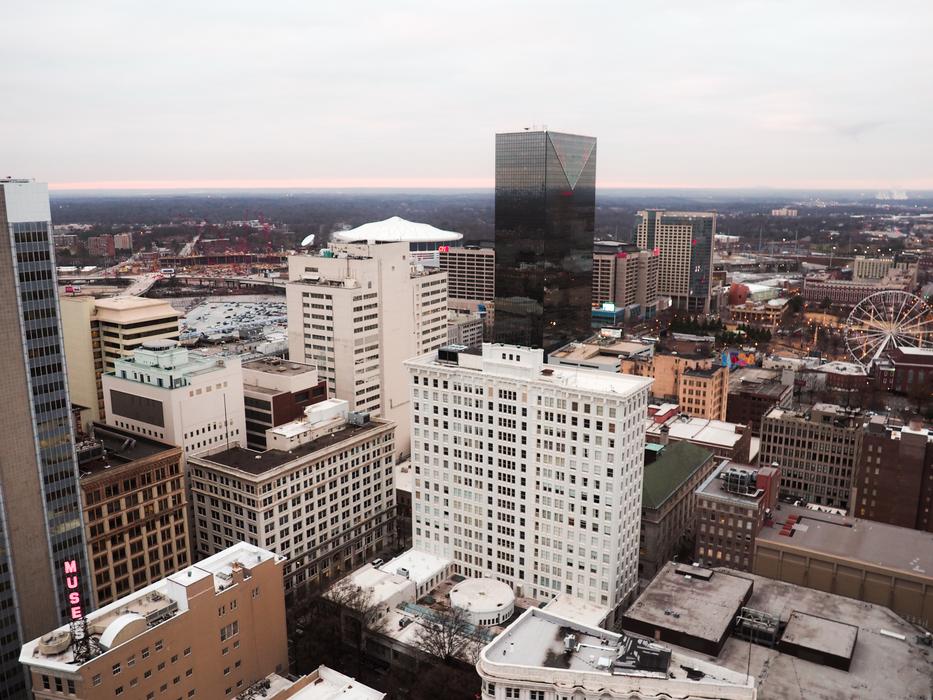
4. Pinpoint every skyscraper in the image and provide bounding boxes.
[494,130,596,350]
[635,210,716,313]
[0,179,90,697]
